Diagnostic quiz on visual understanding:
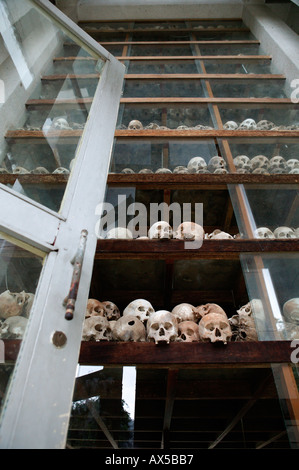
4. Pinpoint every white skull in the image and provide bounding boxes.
[0,316,28,339]
[187,157,207,173]
[229,314,258,341]
[207,156,227,172]
[123,299,155,323]
[0,168,8,174]
[121,168,135,174]
[13,167,30,174]
[286,159,299,171]
[148,221,173,239]
[251,155,270,170]
[198,313,232,344]
[172,303,197,323]
[85,299,105,318]
[289,168,299,174]
[139,168,154,174]
[128,120,143,130]
[252,168,269,174]
[0,290,27,319]
[53,167,70,174]
[52,117,72,130]
[106,227,133,239]
[207,229,233,239]
[282,298,299,325]
[237,302,253,316]
[254,227,275,239]
[101,301,121,321]
[112,315,146,342]
[223,121,238,130]
[177,321,200,342]
[173,166,190,174]
[268,156,287,172]
[147,310,178,344]
[195,303,227,320]
[237,299,266,333]
[31,167,50,174]
[238,119,257,130]
[213,168,228,174]
[273,226,296,239]
[174,222,204,241]
[155,168,172,174]
[256,120,275,130]
[82,316,112,341]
